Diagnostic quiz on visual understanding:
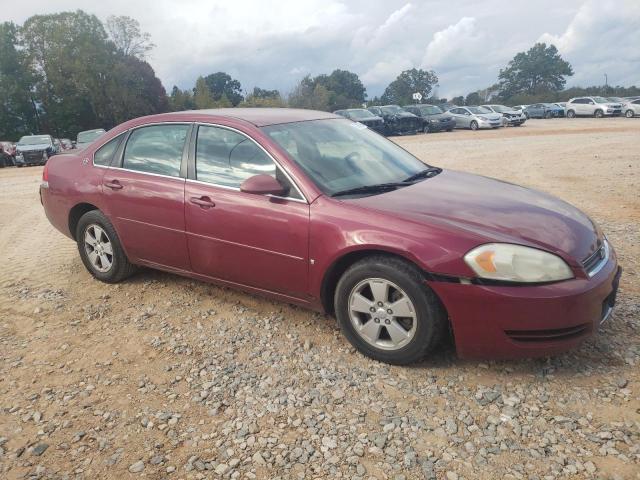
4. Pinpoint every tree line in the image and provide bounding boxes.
[2,11,638,141]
